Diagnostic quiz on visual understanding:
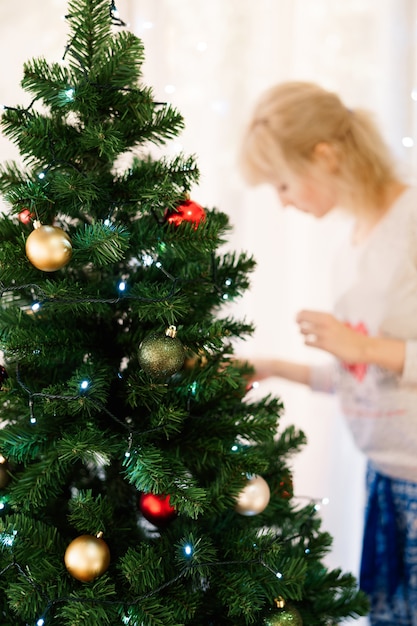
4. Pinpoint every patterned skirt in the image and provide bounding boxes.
[360,464,417,625]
